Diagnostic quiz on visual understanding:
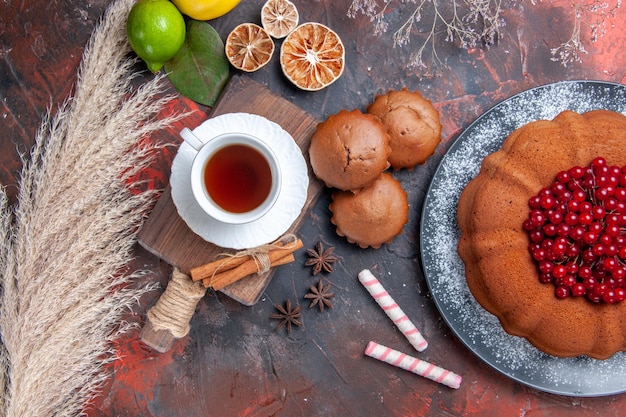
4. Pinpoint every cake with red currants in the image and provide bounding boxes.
[457,109,626,359]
